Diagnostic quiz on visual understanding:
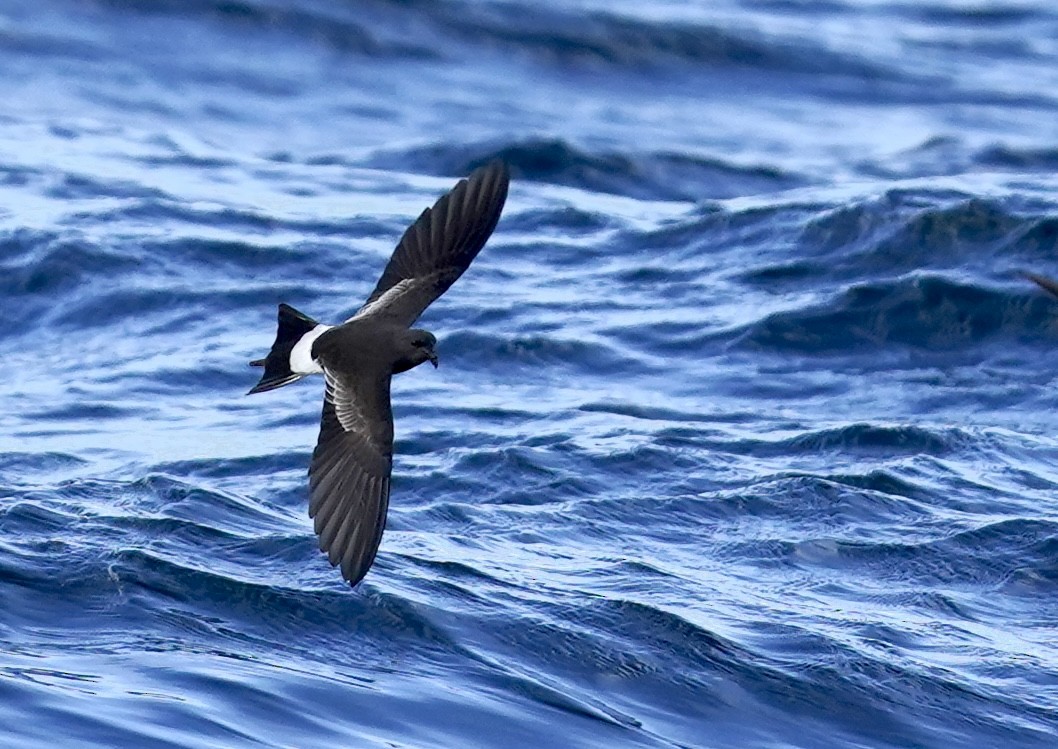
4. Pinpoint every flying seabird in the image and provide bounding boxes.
[248,161,510,586]
[1025,271,1058,299]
